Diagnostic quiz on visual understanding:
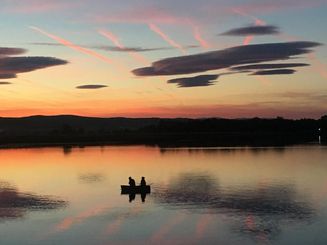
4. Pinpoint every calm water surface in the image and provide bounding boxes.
[0,145,326,245]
